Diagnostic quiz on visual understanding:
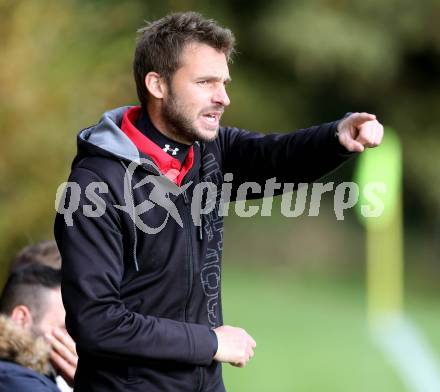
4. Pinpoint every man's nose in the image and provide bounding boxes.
[212,85,230,107]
